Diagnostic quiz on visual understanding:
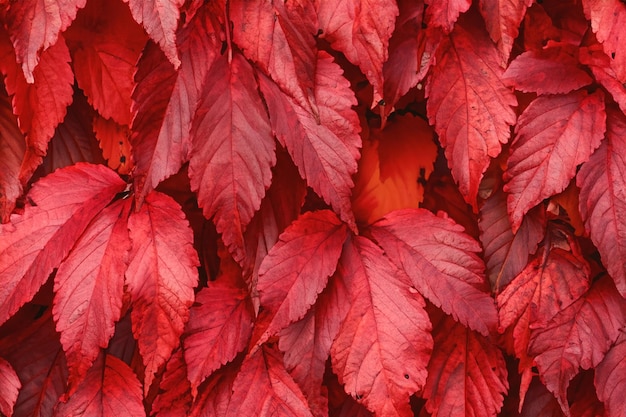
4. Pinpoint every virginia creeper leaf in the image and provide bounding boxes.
[93,116,132,174]
[370,208,497,336]
[152,348,192,417]
[0,163,125,326]
[519,378,562,417]
[126,191,199,393]
[504,90,606,231]
[478,0,532,66]
[316,0,398,105]
[231,0,318,112]
[188,362,238,417]
[479,190,545,291]
[579,43,626,114]
[582,0,626,83]
[5,0,85,82]
[279,270,350,417]
[0,356,20,417]
[594,331,626,417]
[423,308,508,417]
[52,198,131,391]
[131,8,221,201]
[183,281,254,397]
[189,52,275,263]
[577,108,626,298]
[254,210,348,346]
[331,235,433,417]
[529,276,626,415]
[54,354,145,417]
[503,44,593,95]
[426,14,517,209]
[258,51,361,229]
[64,0,147,125]
[0,84,24,222]
[226,345,313,417]
[123,0,183,69]
[424,0,471,33]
